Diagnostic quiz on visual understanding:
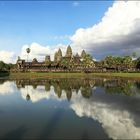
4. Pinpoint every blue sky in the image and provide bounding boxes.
[0,1,113,54]
[1,1,140,63]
